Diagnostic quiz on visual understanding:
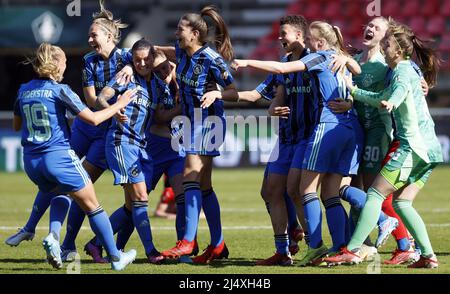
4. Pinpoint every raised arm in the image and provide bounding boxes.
[329,54,362,75]
[200,84,239,108]
[347,73,409,111]
[79,88,137,126]
[83,86,97,108]
[95,86,117,110]
[237,90,263,102]
[231,59,306,74]
[155,46,176,63]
